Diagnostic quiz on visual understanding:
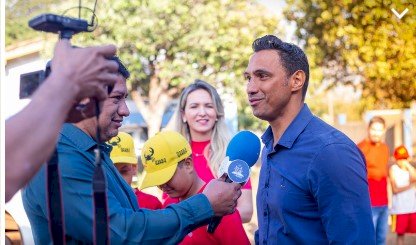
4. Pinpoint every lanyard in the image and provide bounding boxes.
[46,100,109,244]
[46,149,65,244]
